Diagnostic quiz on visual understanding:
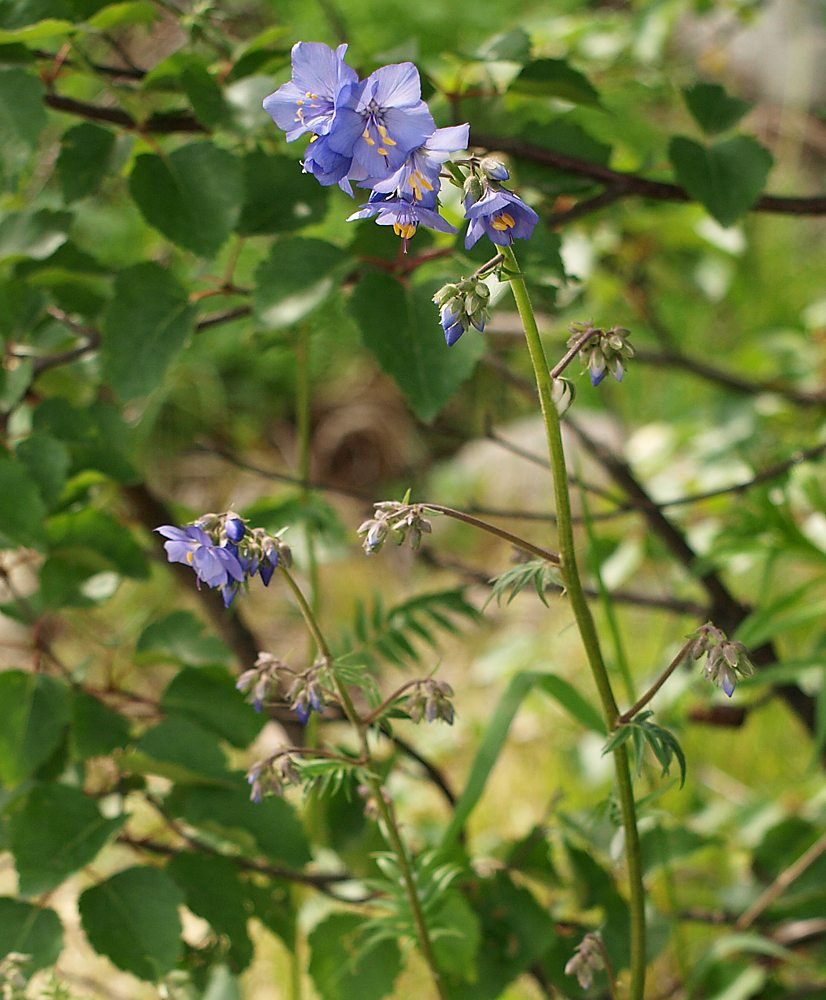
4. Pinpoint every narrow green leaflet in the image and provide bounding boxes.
[442,671,604,849]
[9,782,126,895]
[0,672,69,787]
[160,666,265,748]
[253,237,351,329]
[56,123,116,202]
[79,867,183,980]
[669,135,774,227]
[350,272,484,423]
[167,852,253,971]
[682,83,753,136]
[128,142,243,256]
[101,262,197,399]
[308,912,401,1000]
[0,456,47,548]
[0,899,63,974]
